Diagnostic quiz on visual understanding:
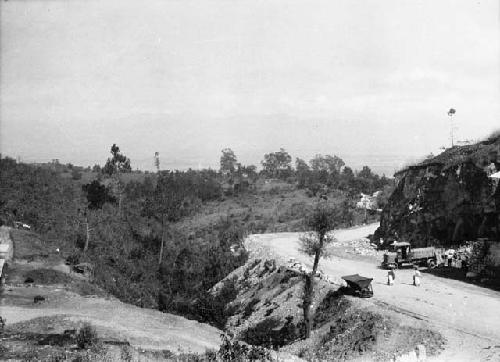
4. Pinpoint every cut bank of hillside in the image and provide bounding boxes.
[243,224,500,362]
[207,226,445,361]
[376,132,500,246]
